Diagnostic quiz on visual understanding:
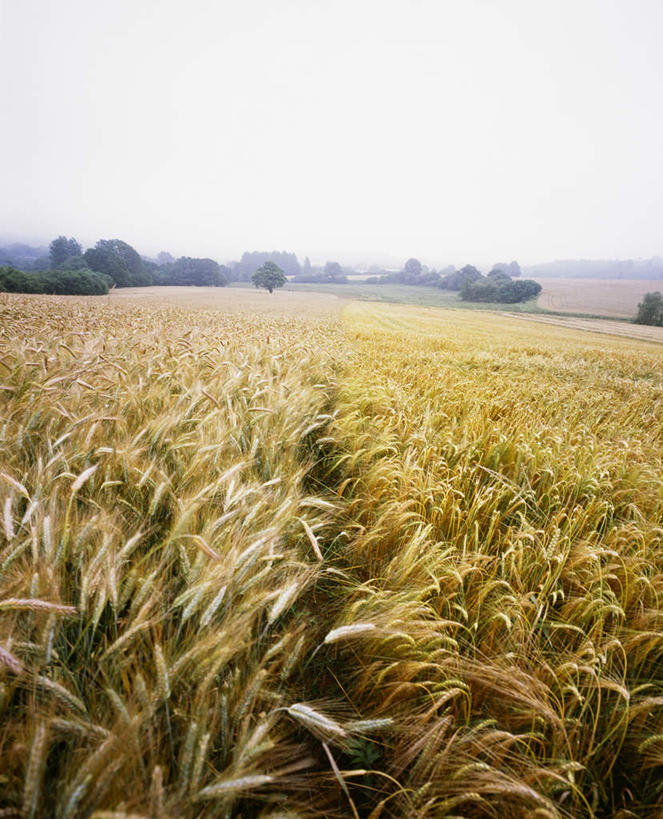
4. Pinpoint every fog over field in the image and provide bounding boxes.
[2,0,663,266]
